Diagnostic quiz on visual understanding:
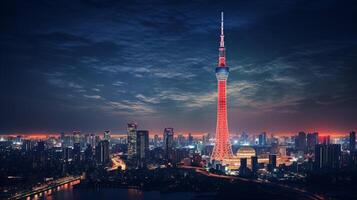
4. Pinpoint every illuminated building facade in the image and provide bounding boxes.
[127,123,137,159]
[136,130,149,168]
[295,131,307,152]
[315,144,341,169]
[307,132,318,153]
[211,12,234,161]
[236,147,256,159]
[235,146,256,168]
[104,130,111,142]
[163,128,174,161]
[95,140,109,164]
[73,131,80,144]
